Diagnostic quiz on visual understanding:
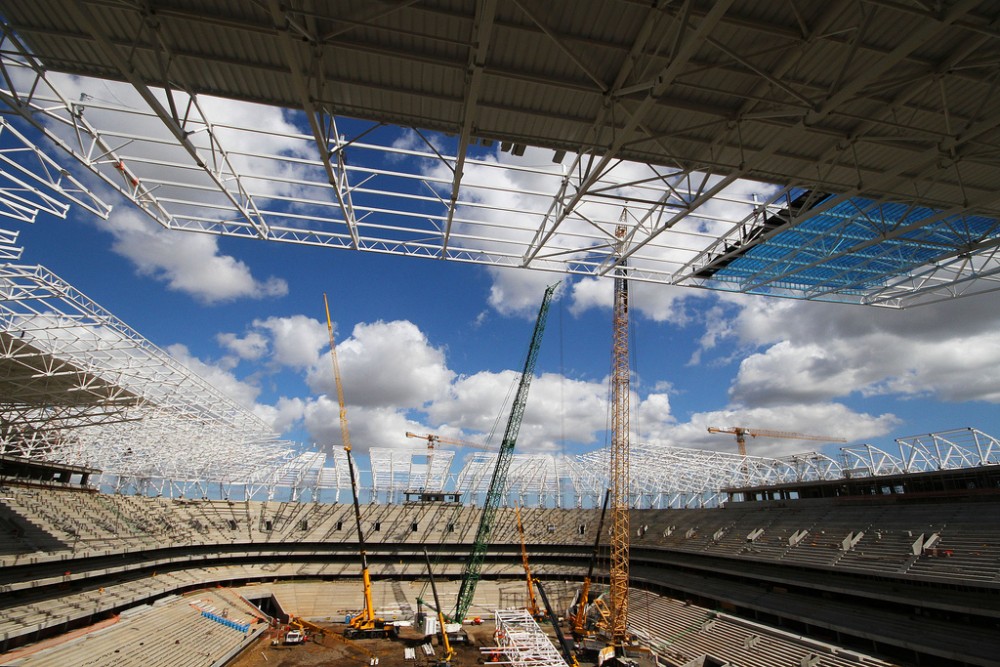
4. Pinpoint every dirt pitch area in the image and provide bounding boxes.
[228,621,500,667]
